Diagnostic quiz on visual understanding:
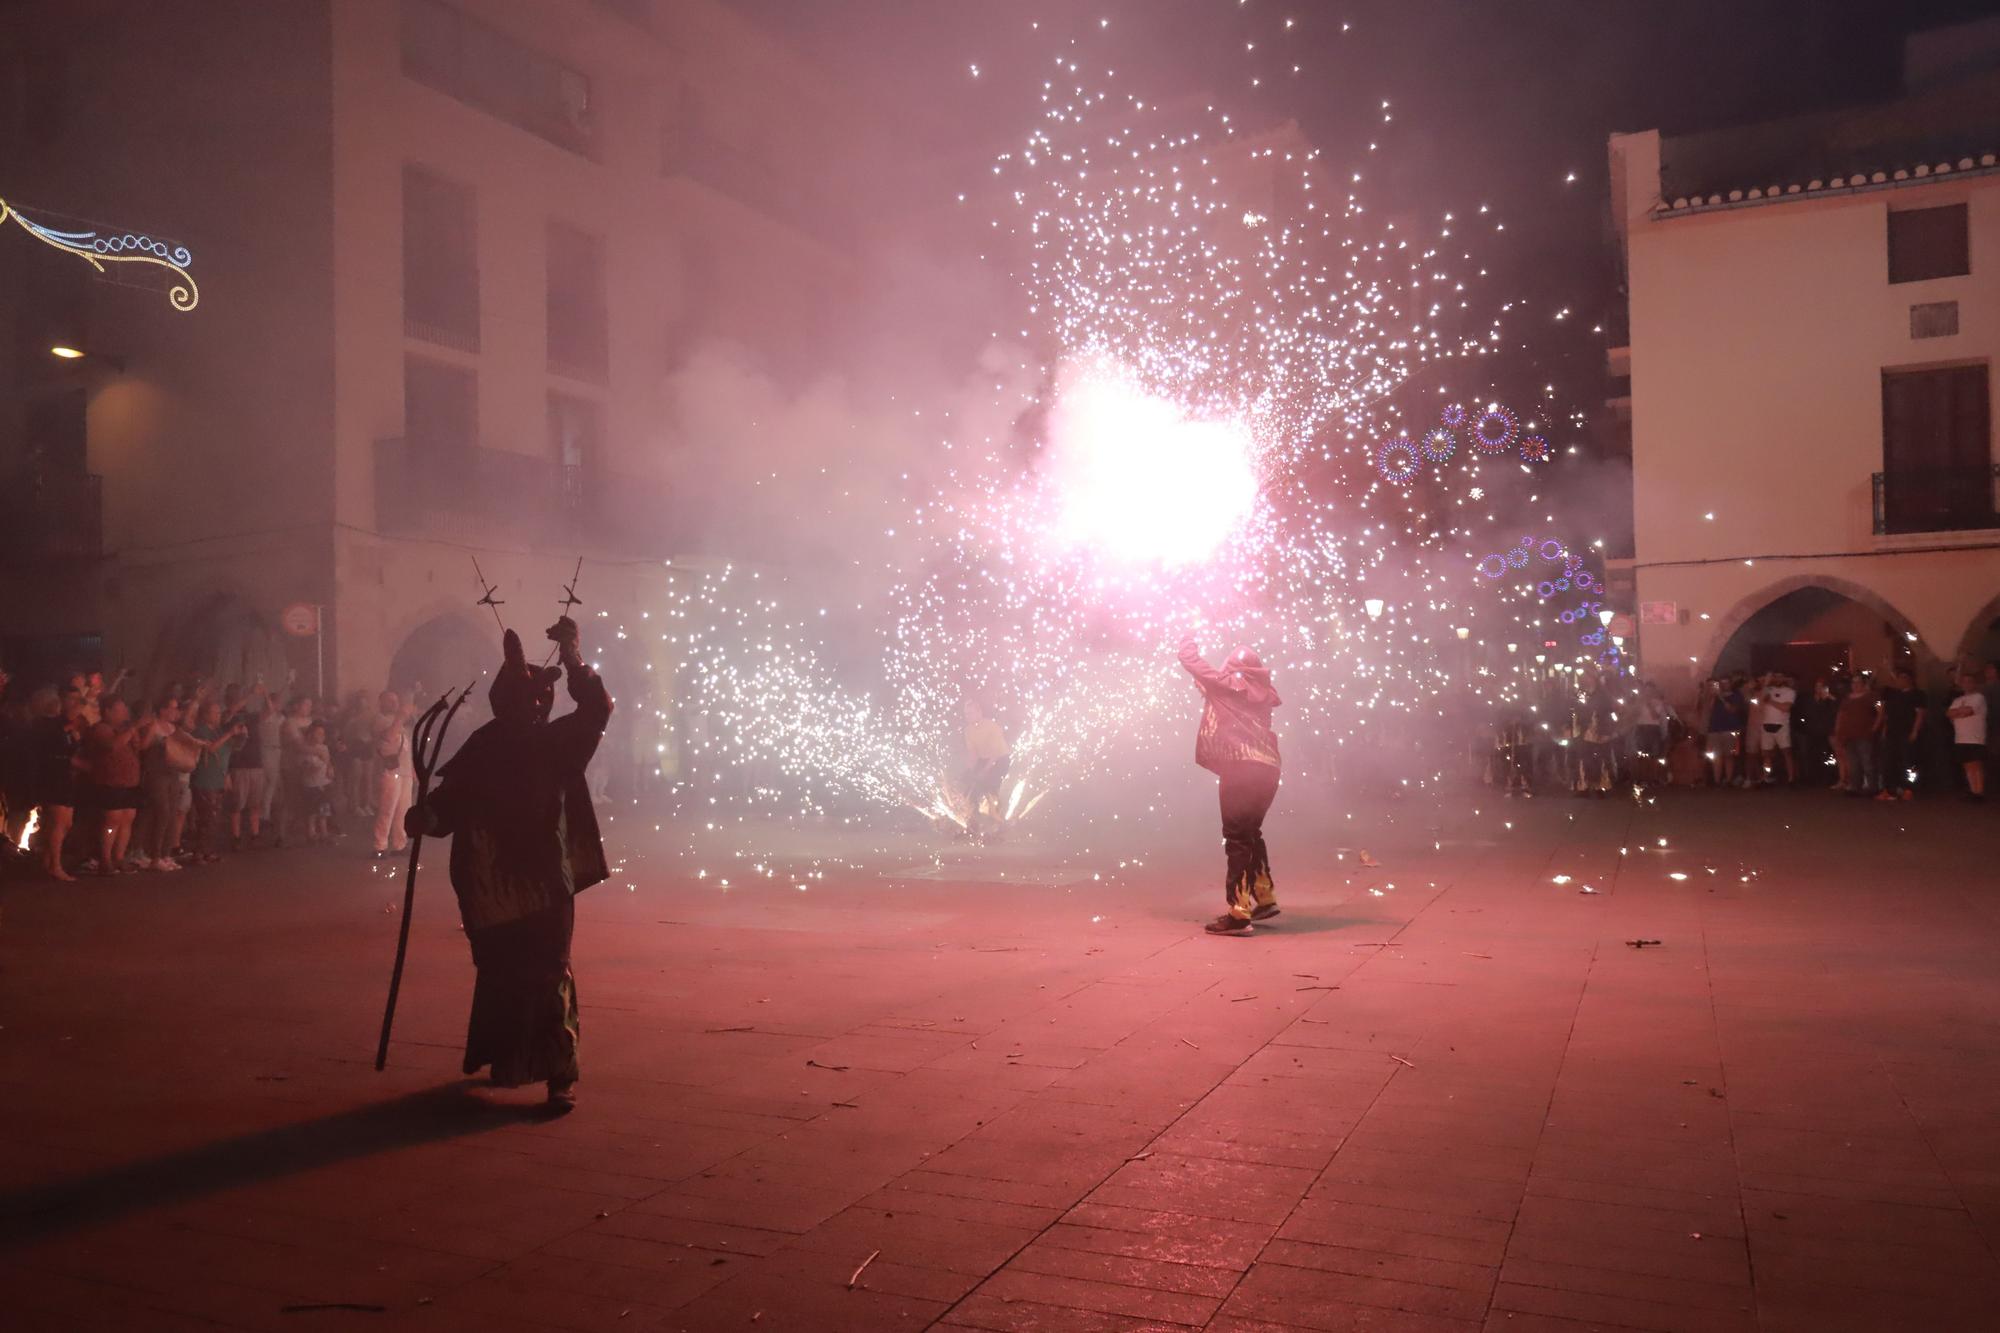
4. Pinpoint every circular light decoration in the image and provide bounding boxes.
[1580,630,1605,646]
[1440,403,1467,428]
[1477,554,1508,580]
[1537,539,1566,562]
[1504,546,1530,569]
[1471,406,1519,454]
[1520,434,1550,463]
[1559,609,1577,625]
[1537,581,1557,599]
[1376,438,1422,485]
[1420,426,1457,462]
[1517,535,1536,550]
